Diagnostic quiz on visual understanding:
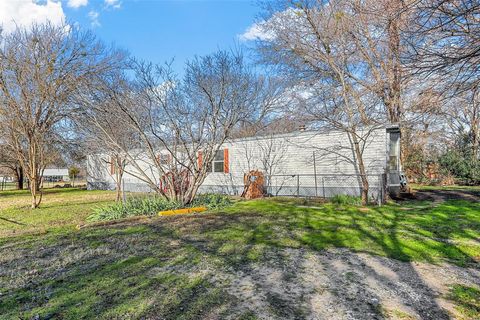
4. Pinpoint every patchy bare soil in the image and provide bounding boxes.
[412,188,480,203]
[219,247,479,320]
[1,190,479,319]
